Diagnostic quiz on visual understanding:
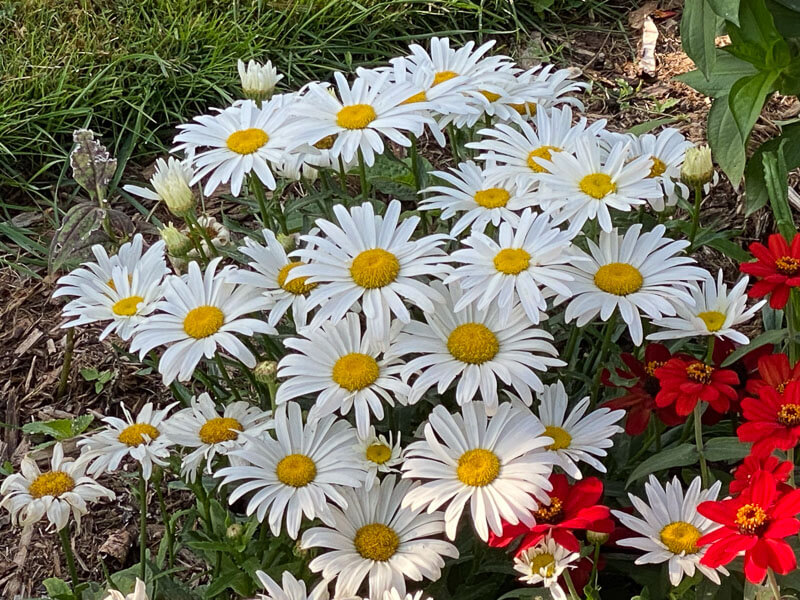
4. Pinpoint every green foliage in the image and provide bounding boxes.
[22,415,94,441]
